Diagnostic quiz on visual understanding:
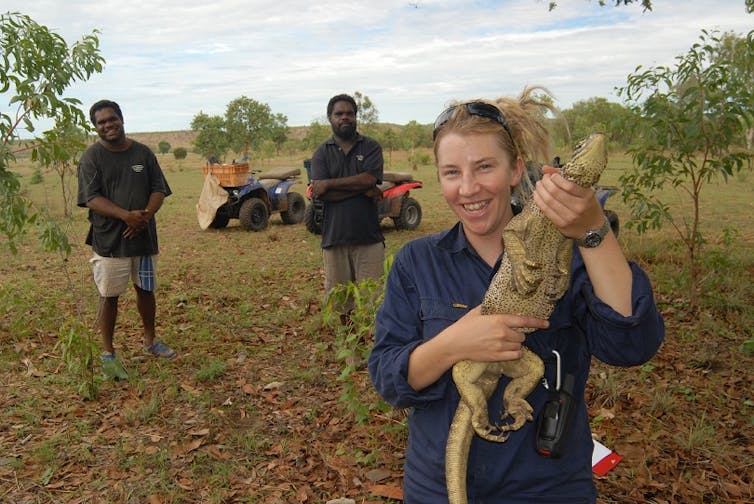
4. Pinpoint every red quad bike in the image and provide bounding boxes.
[302,160,423,235]
[206,163,306,231]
